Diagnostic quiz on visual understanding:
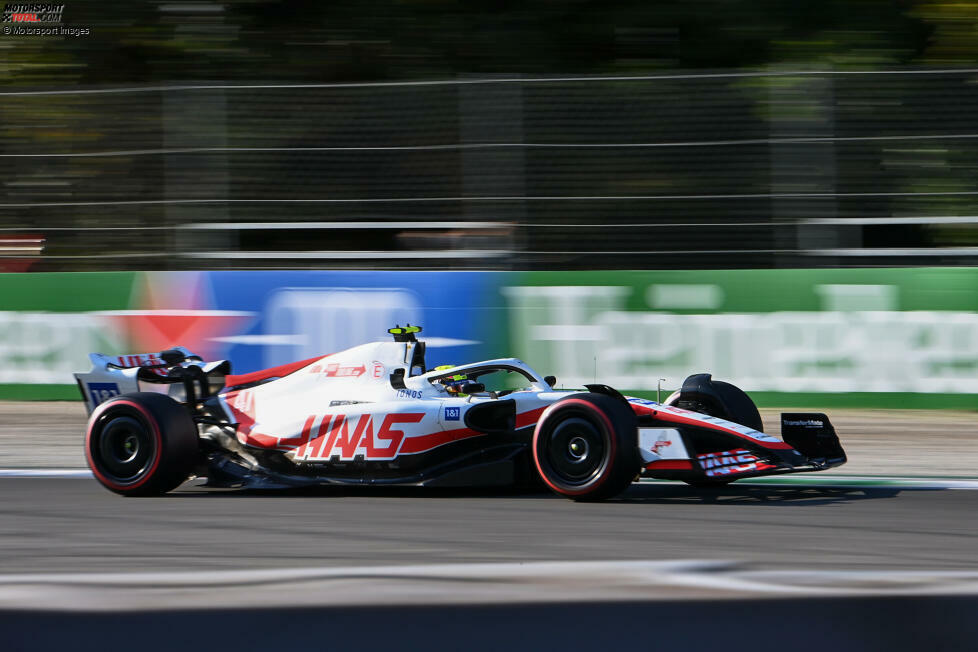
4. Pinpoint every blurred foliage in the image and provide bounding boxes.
[0,0,960,86]
[6,1,978,270]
